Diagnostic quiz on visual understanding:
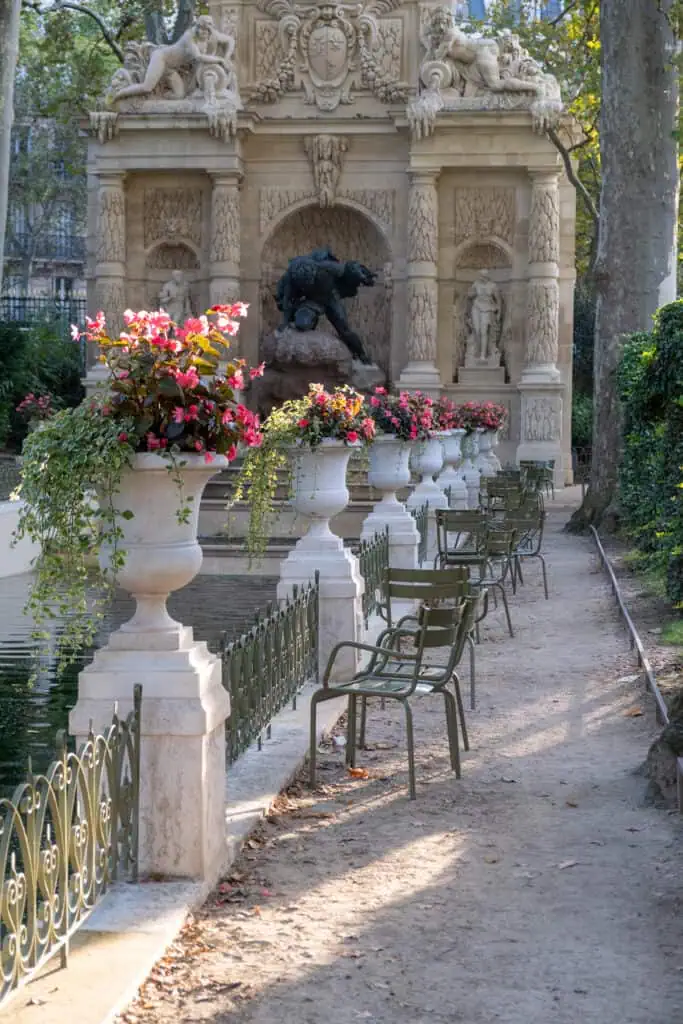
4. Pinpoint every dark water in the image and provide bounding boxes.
[0,573,277,796]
